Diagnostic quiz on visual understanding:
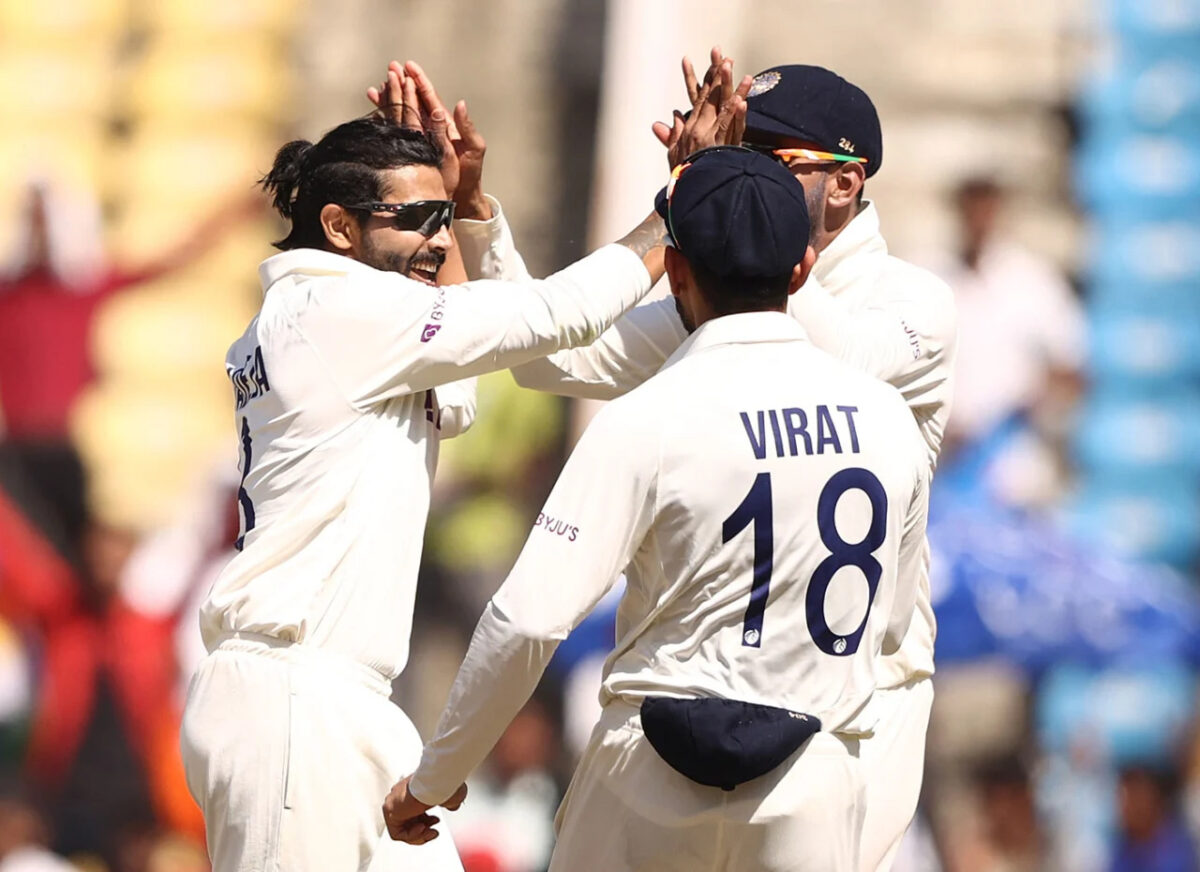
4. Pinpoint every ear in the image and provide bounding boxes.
[786,245,819,295]
[320,203,358,253]
[664,245,690,298]
[827,163,866,209]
